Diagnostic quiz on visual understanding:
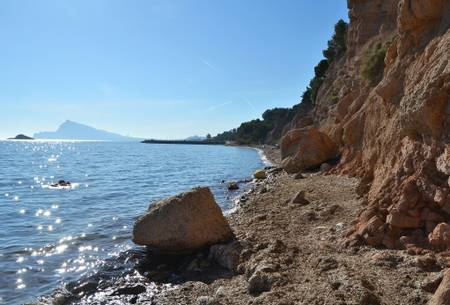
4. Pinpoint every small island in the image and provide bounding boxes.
[8,134,34,140]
